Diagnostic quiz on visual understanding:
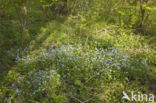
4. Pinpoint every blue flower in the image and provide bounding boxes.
[26,81,30,84]
[16,88,20,93]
